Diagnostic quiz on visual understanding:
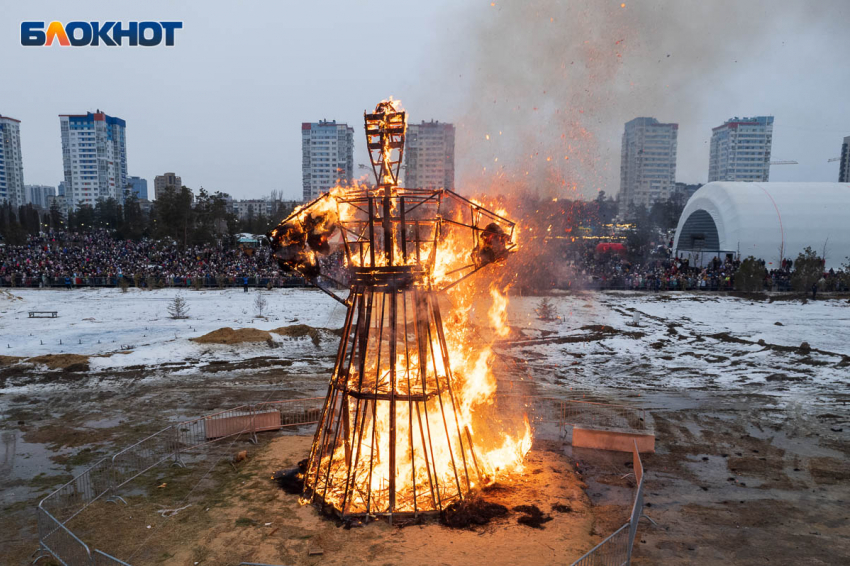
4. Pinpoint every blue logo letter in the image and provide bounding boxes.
[21,22,46,46]
[138,21,162,47]
[112,21,138,46]
[161,22,182,46]
[65,21,93,46]
[91,21,117,46]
